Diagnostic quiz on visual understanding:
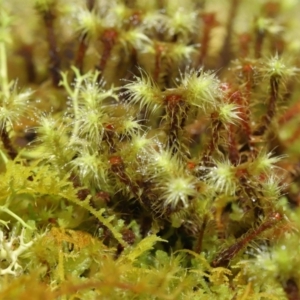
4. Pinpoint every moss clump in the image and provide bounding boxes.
[1,0,300,299]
